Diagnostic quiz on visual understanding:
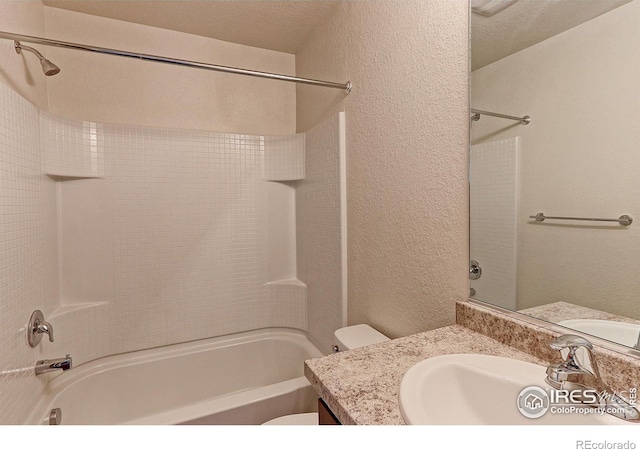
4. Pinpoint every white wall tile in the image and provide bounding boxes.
[470,137,519,310]
[264,134,305,181]
[108,126,270,351]
[0,82,46,424]
[267,280,307,329]
[40,112,107,178]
